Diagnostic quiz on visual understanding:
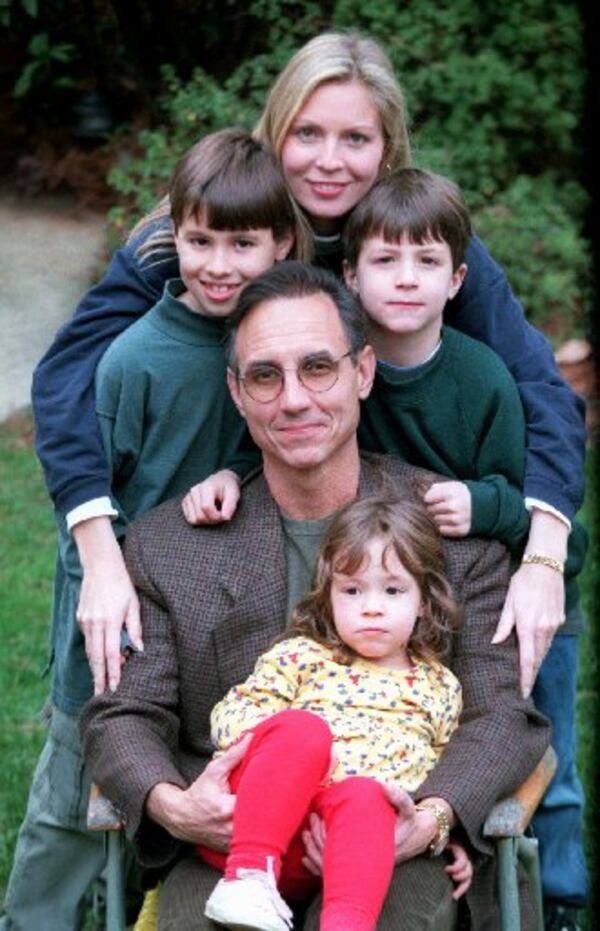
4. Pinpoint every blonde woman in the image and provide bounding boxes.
[33,34,581,695]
